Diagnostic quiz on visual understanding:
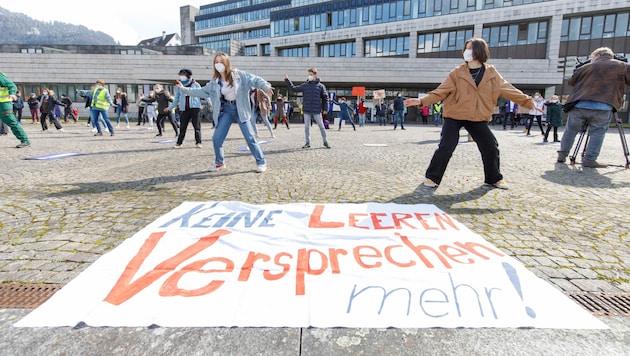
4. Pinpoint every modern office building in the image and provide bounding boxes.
[179,0,630,120]
[1,0,628,121]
